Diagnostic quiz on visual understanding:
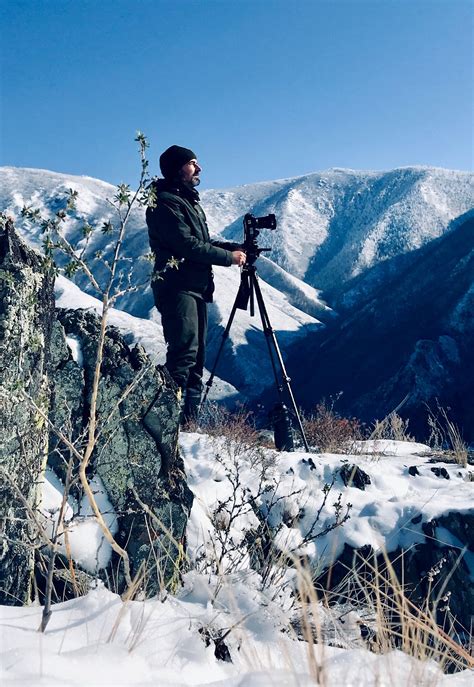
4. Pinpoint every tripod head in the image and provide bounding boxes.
[242,213,277,265]
[236,213,277,312]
